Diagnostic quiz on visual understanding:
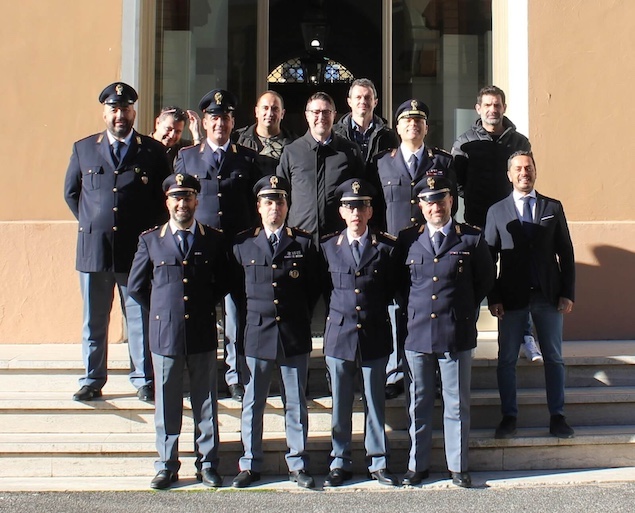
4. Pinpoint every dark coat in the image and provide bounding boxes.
[128,222,229,356]
[276,131,366,245]
[484,192,575,310]
[372,146,456,235]
[174,142,263,238]
[333,113,399,165]
[395,221,494,354]
[321,230,397,362]
[232,226,320,360]
[64,130,171,273]
[235,124,297,176]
